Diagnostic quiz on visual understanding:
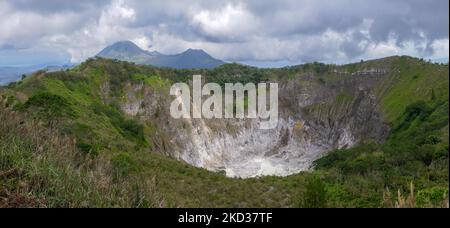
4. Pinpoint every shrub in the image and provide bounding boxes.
[111,153,140,178]
[120,119,146,141]
[416,187,449,207]
[422,135,442,145]
[76,142,99,156]
[404,101,432,121]
[300,176,328,208]
[21,92,77,120]
[91,102,148,146]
